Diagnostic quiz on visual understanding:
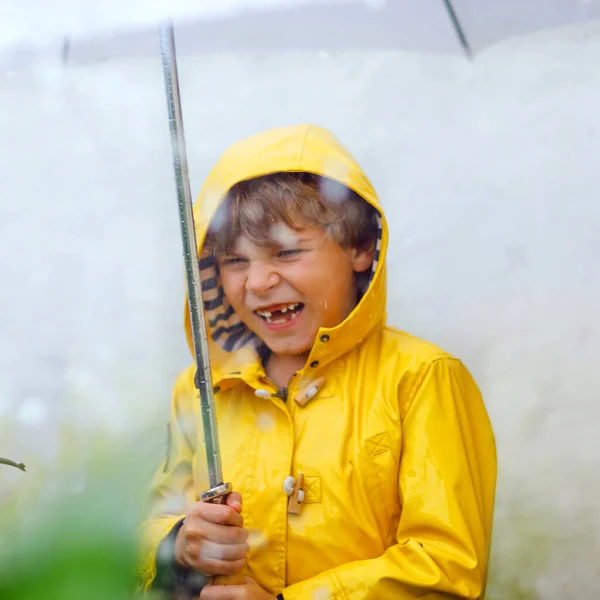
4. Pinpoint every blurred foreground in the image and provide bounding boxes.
[0,431,162,600]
